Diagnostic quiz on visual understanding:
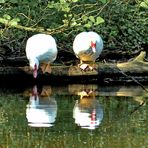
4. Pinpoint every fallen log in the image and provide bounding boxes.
[0,51,147,85]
